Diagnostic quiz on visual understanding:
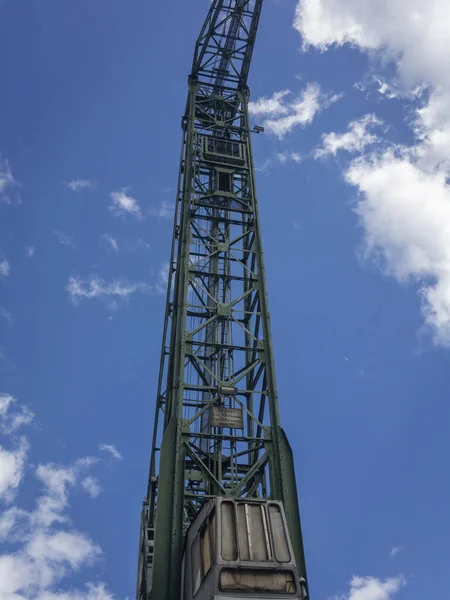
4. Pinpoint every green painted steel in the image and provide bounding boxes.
[136,2,309,598]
